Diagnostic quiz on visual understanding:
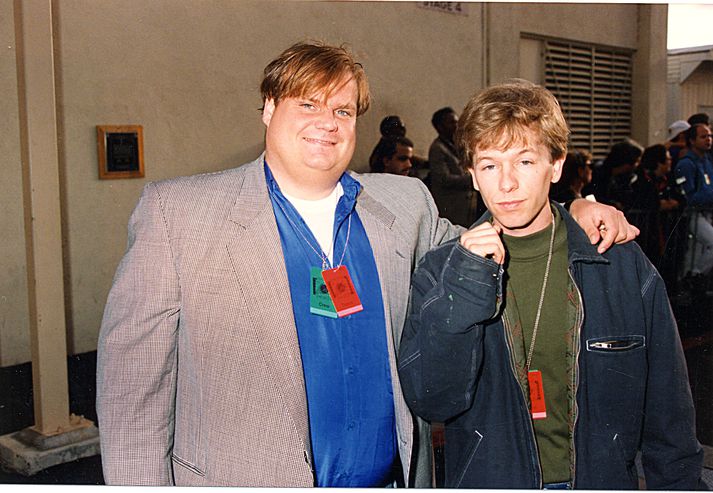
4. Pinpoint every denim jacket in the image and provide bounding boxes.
[398,202,703,489]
